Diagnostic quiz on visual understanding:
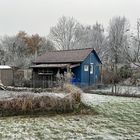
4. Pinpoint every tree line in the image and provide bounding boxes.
[0,32,55,67]
[0,16,140,67]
